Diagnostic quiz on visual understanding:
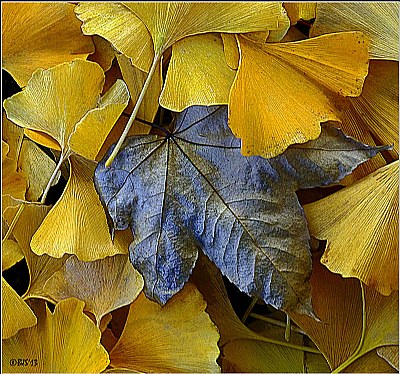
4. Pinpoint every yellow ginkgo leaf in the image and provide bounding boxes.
[125,3,282,57]
[2,140,28,200]
[289,255,399,371]
[2,298,110,373]
[44,254,144,326]
[69,79,130,160]
[284,2,317,25]
[89,35,116,72]
[2,199,69,301]
[304,161,399,296]
[116,53,162,122]
[229,31,369,157]
[311,3,399,60]
[109,283,220,373]
[75,3,154,73]
[221,33,239,70]
[2,2,94,87]
[2,278,37,340]
[160,33,237,112]
[17,139,60,202]
[2,239,24,271]
[4,59,129,161]
[347,60,399,157]
[23,129,62,151]
[30,155,130,260]
[377,346,399,371]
